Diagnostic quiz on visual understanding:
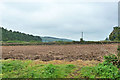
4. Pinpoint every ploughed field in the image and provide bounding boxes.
[2,44,118,61]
